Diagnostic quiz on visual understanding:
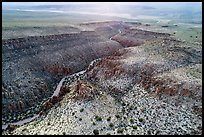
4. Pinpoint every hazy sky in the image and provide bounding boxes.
[2,2,202,23]
[3,2,201,7]
[3,2,138,6]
